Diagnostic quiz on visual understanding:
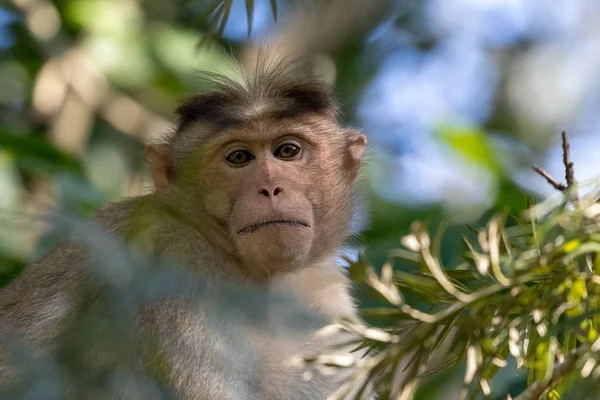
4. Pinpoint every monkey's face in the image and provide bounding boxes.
[180,116,366,274]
